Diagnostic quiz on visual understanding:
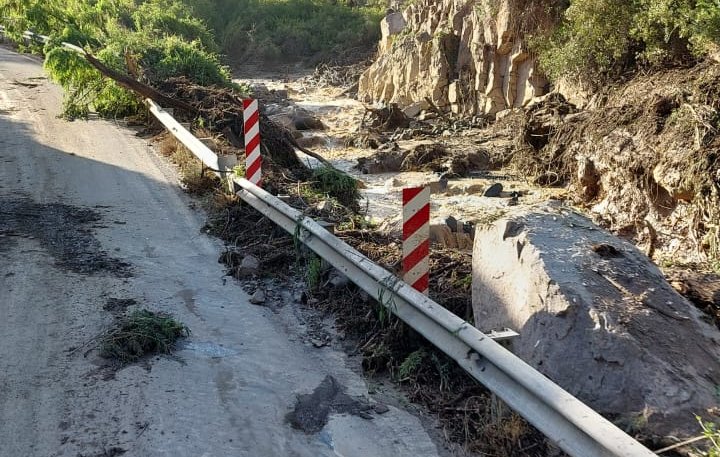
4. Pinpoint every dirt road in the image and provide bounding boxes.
[0,47,443,457]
